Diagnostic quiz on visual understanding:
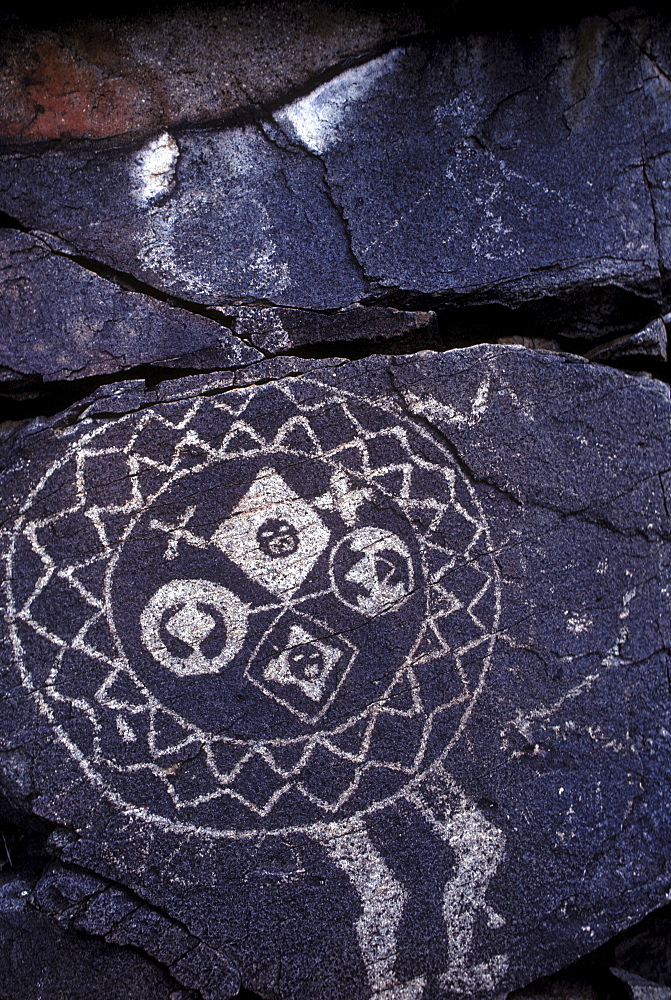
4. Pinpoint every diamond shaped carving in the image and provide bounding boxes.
[246,610,357,723]
[212,468,330,599]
